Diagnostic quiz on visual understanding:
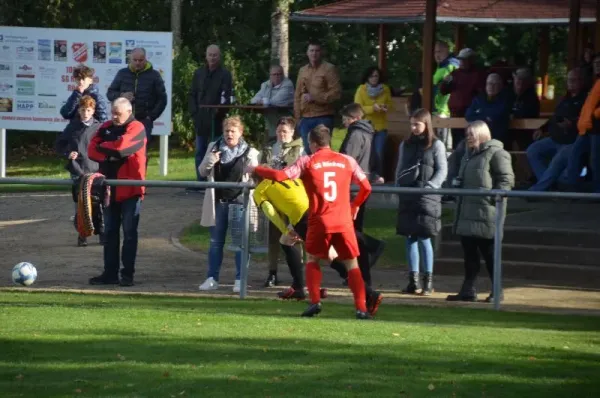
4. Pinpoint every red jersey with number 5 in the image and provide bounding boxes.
[281,148,368,233]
